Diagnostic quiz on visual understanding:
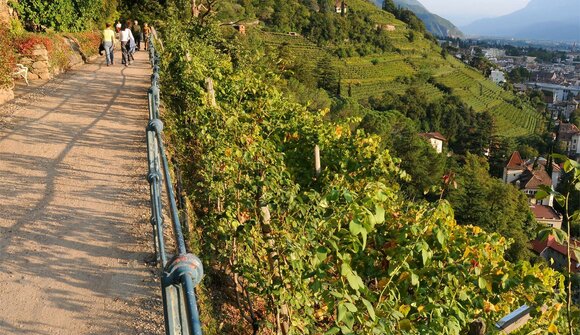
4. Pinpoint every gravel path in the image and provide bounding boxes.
[0,52,164,334]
